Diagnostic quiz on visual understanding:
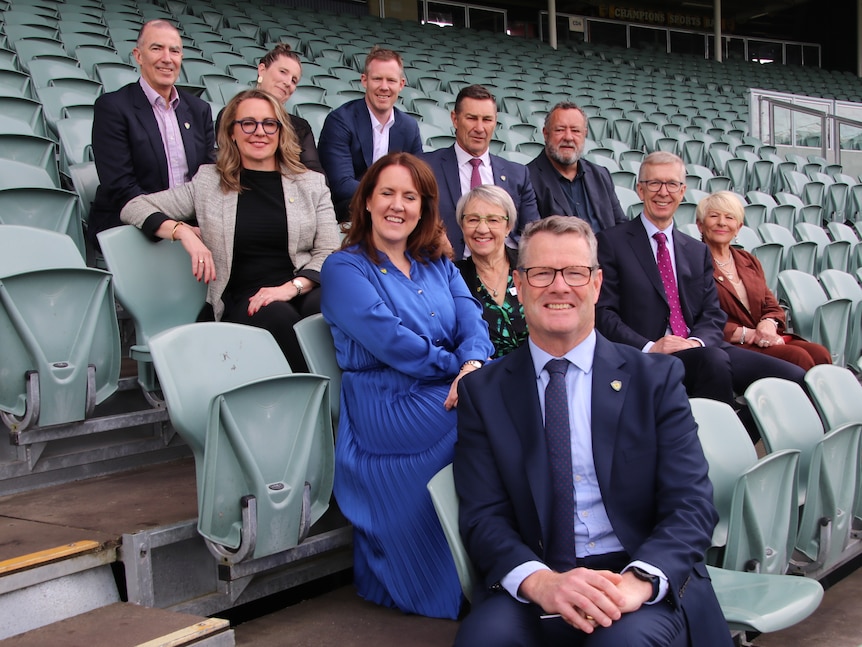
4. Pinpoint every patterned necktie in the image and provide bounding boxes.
[544,358,576,572]
[469,158,482,189]
[653,232,688,338]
